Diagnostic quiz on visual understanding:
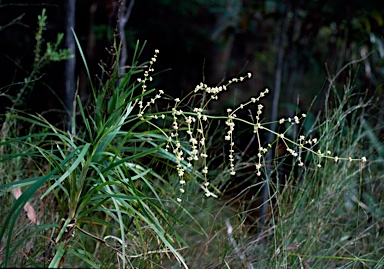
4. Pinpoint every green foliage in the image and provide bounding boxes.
[0,40,189,267]
[2,8,72,111]
[260,72,383,268]
[1,6,383,269]
[33,9,73,73]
